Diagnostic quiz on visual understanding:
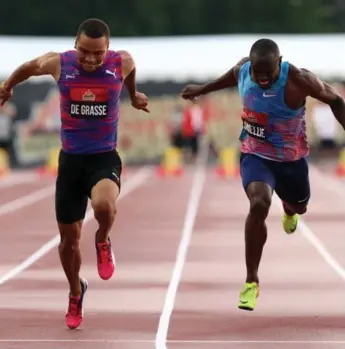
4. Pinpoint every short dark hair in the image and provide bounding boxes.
[250,38,280,57]
[77,18,110,39]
